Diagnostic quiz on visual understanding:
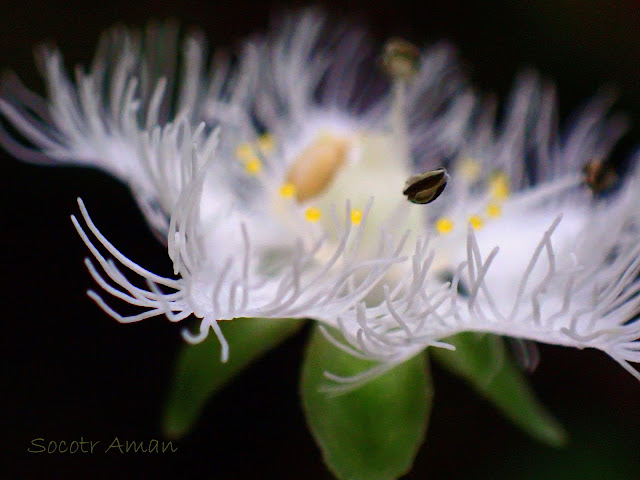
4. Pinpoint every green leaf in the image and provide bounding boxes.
[162,317,304,439]
[301,326,432,480]
[431,332,568,446]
